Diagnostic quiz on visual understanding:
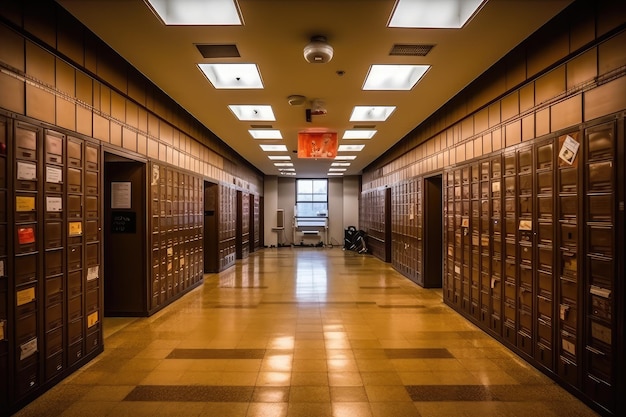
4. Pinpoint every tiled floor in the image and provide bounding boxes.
[14,248,599,417]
